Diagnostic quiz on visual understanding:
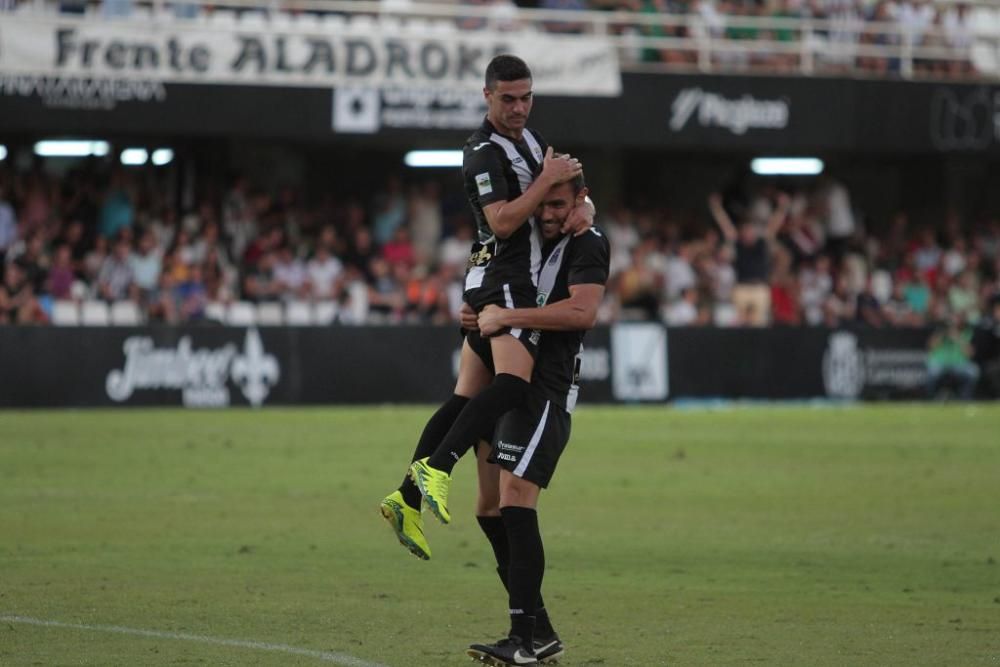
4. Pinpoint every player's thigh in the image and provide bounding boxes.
[499,468,541,510]
[490,334,534,381]
[455,338,493,397]
[476,443,501,517]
